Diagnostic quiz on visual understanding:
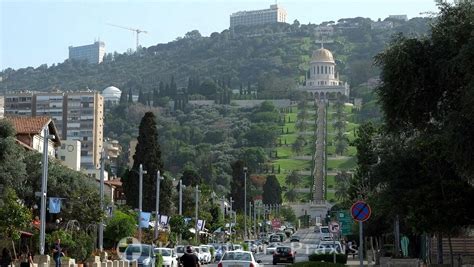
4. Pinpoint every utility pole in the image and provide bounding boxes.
[243,167,248,239]
[249,201,252,239]
[98,149,106,251]
[195,185,199,243]
[138,164,147,242]
[254,202,257,238]
[154,171,163,240]
[39,127,53,255]
[179,179,183,215]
